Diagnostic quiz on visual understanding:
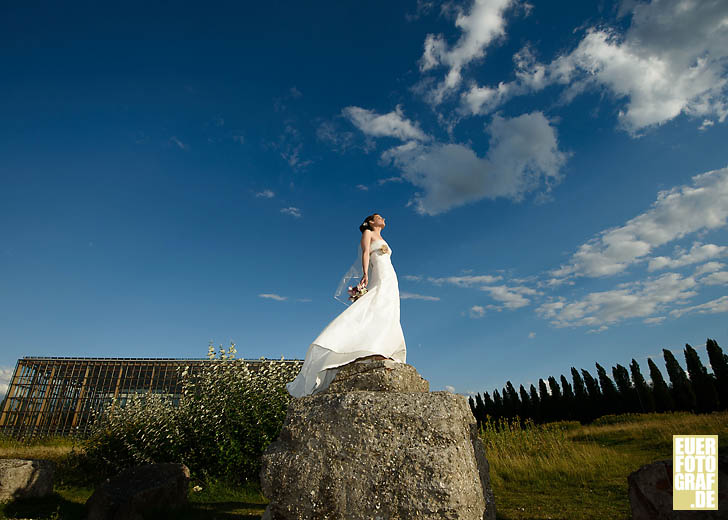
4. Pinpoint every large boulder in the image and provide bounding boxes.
[628,456,727,519]
[84,463,190,520]
[261,360,496,519]
[0,459,55,502]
